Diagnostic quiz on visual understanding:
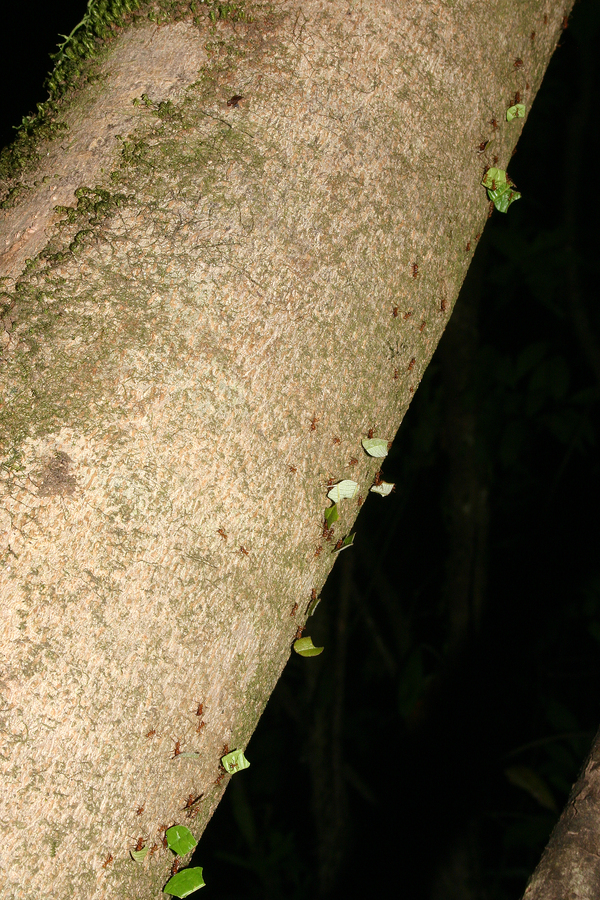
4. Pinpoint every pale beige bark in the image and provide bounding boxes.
[0,1,570,896]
